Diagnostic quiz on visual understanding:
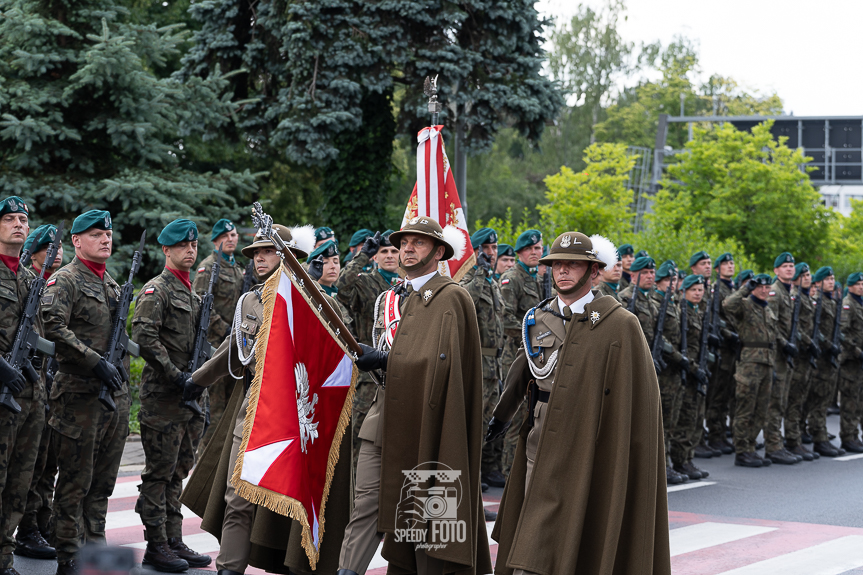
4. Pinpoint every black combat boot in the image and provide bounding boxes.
[336,571,360,575]
[841,439,863,453]
[787,444,815,461]
[813,440,841,457]
[708,438,734,455]
[673,462,702,481]
[168,537,212,568]
[484,508,498,521]
[217,571,244,575]
[142,539,189,573]
[686,461,709,479]
[14,527,57,559]
[780,448,803,463]
[734,452,762,468]
[482,470,506,488]
[666,465,683,485]
[55,559,76,575]
[693,442,714,459]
